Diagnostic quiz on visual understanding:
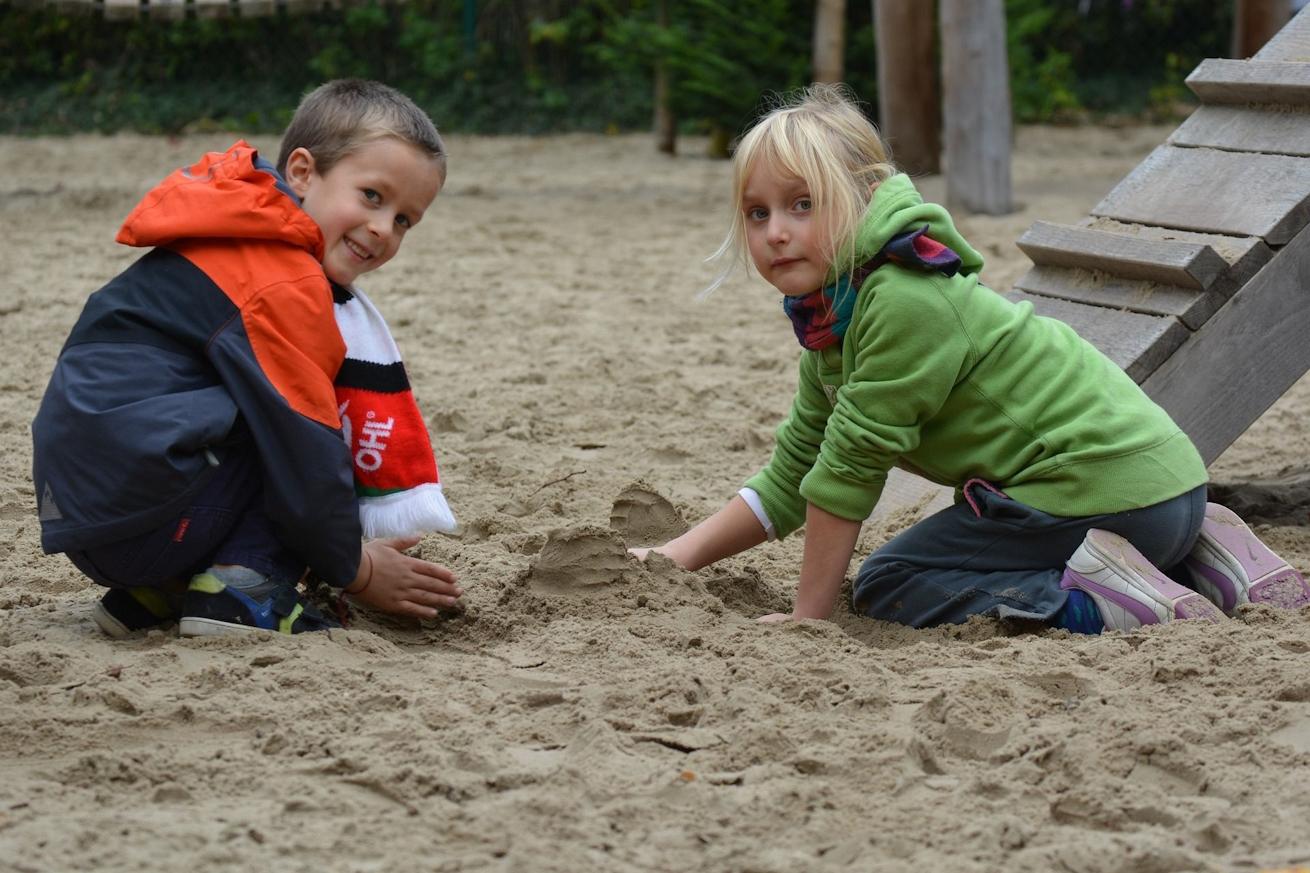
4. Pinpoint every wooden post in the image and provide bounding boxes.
[1233,0,1292,59]
[939,0,1013,215]
[813,0,847,84]
[874,0,940,175]
[654,0,676,154]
